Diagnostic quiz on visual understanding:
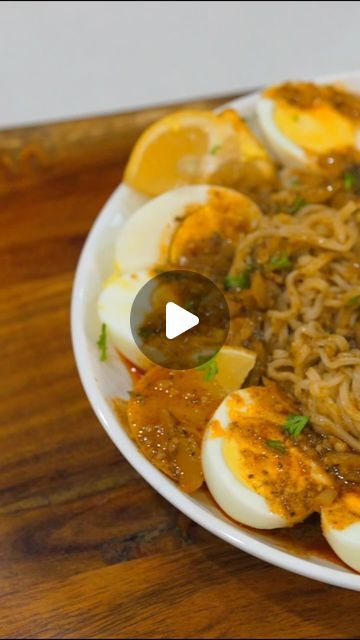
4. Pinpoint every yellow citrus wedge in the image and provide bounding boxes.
[215,345,256,394]
[124,109,275,196]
